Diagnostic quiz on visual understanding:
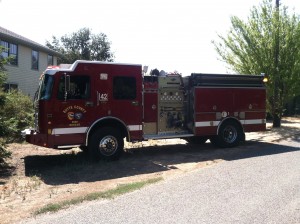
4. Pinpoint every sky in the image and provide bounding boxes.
[1,0,300,75]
